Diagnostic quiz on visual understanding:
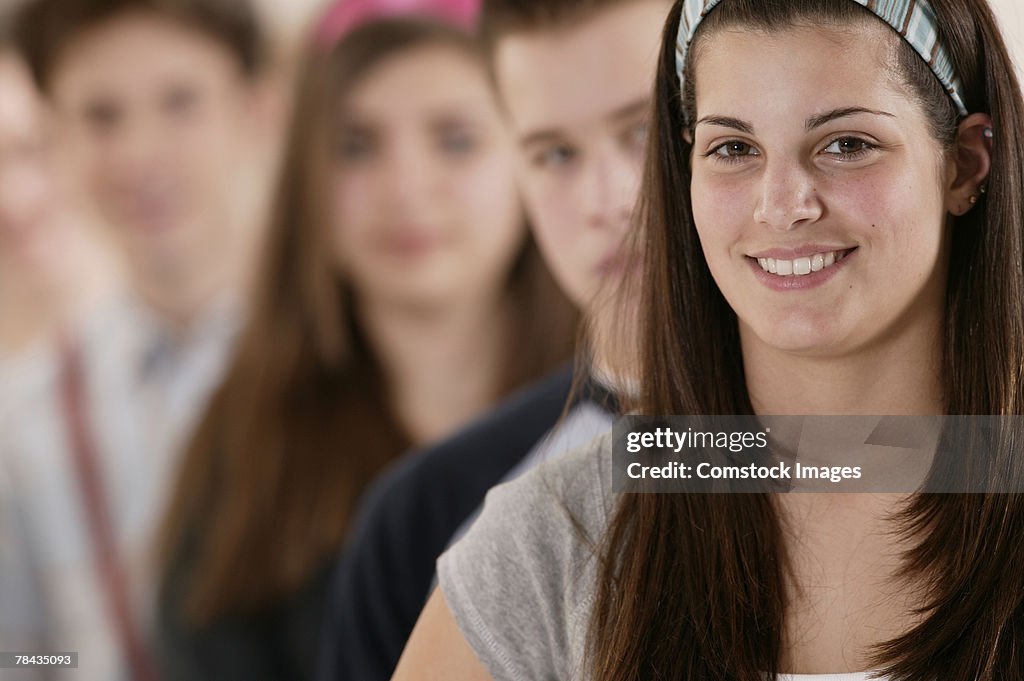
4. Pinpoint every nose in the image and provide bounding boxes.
[103,116,173,188]
[582,143,640,234]
[381,140,435,214]
[752,158,823,231]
